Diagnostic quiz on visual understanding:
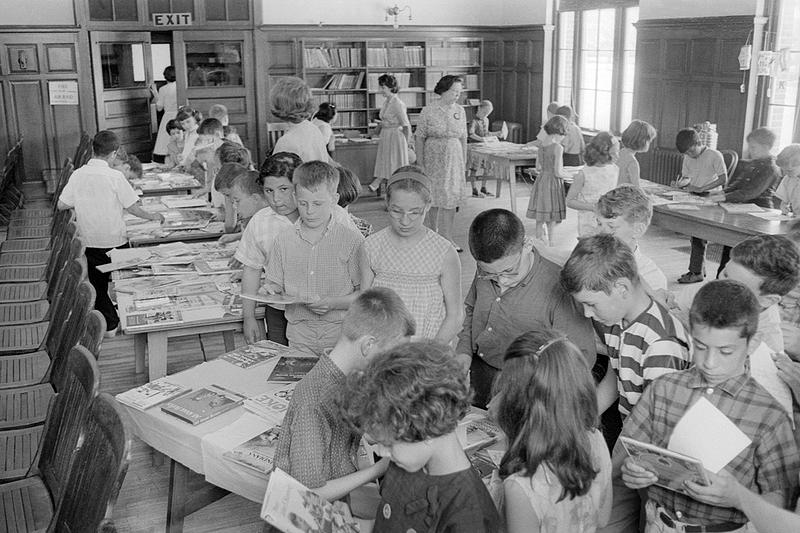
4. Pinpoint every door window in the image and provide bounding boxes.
[100,43,147,89]
[185,42,243,87]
